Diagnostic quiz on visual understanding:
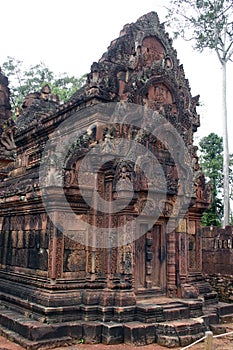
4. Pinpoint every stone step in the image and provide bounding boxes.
[184,299,203,318]
[0,324,75,350]
[0,308,82,342]
[136,304,165,323]
[209,324,227,335]
[220,314,233,323]
[217,302,233,316]
[156,318,205,348]
[202,312,219,327]
[203,291,219,305]
[1,298,233,348]
[136,298,204,322]
[202,302,233,327]
[136,290,165,300]
[135,301,202,323]
[0,305,207,348]
[190,280,218,304]
[163,306,189,321]
[123,318,205,347]
[160,302,187,309]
